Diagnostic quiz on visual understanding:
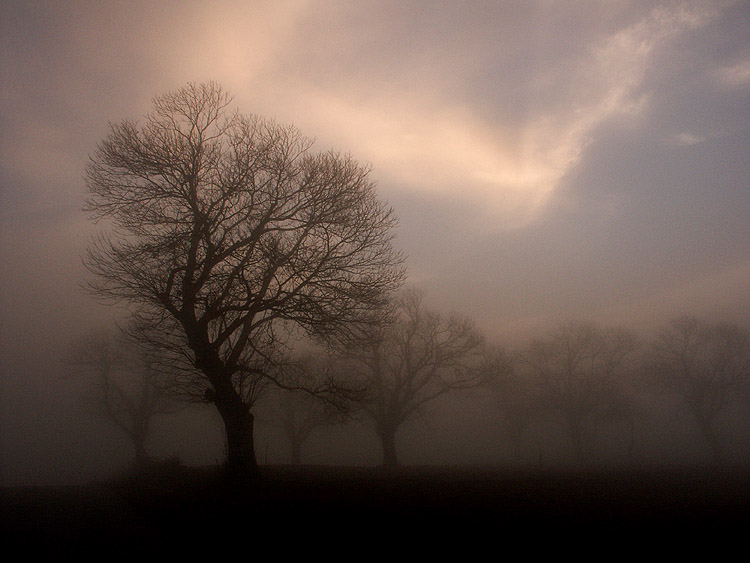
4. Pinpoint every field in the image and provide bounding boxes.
[3,464,749,554]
